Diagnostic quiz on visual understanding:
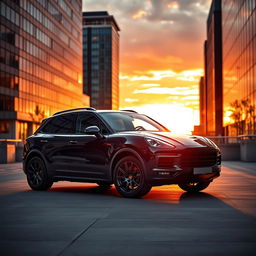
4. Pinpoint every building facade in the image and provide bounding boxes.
[199,0,256,137]
[222,0,256,135]
[0,0,84,140]
[83,11,120,110]
[204,0,223,136]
